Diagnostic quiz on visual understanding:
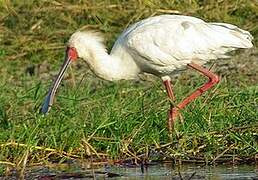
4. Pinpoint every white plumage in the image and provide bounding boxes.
[69,15,253,80]
[41,15,253,132]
